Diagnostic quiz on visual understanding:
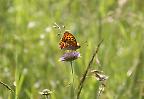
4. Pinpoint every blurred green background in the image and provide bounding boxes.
[0,0,144,99]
